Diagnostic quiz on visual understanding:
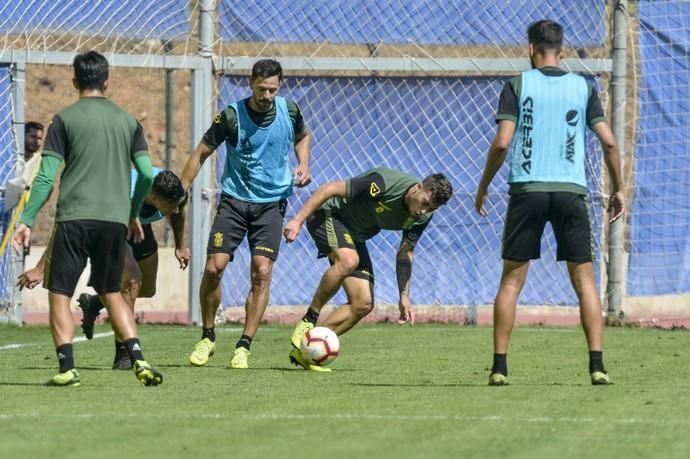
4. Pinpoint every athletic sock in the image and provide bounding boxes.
[236,335,252,350]
[491,353,508,376]
[56,344,75,373]
[589,350,605,373]
[202,327,216,342]
[123,338,145,362]
[302,308,320,326]
[114,340,128,358]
